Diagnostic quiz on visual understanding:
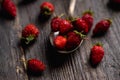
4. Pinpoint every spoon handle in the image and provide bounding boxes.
[68,0,76,17]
